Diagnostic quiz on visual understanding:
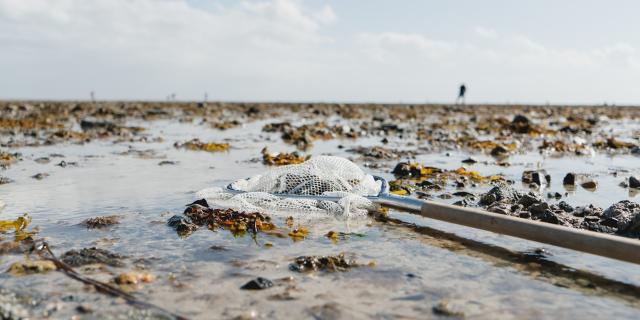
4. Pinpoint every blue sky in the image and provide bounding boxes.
[1,0,639,104]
